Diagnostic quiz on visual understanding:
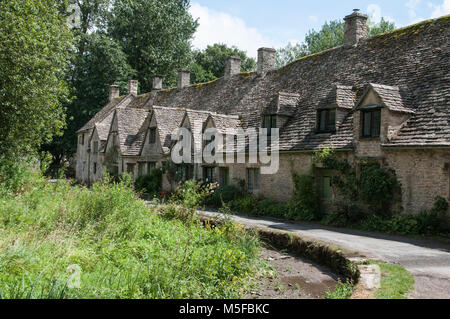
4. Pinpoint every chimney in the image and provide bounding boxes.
[109,85,120,102]
[257,48,276,75]
[153,75,163,90]
[344,9,368,46]
[224,56,241,79]
[177,69,190,89]
[128,80,138,95]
